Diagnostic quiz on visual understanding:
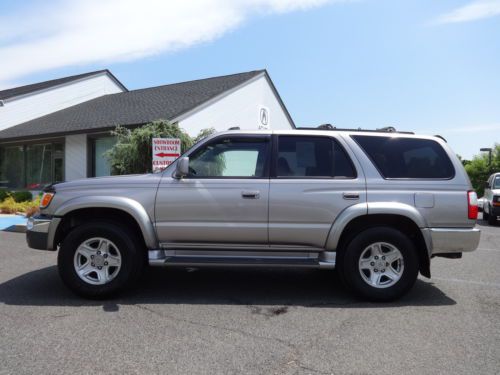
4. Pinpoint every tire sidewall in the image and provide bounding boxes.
[342,227,419,302]
[58,221,143,298]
